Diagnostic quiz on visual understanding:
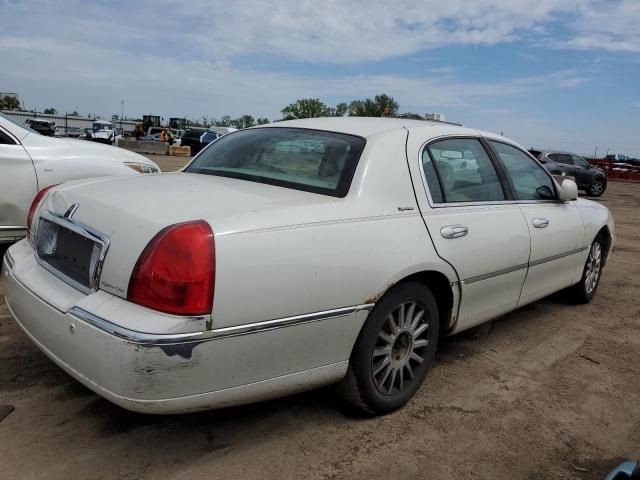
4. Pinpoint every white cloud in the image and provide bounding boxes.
[2,0,637,64]
[1,0,590,63]
[1,0,638,154]
[0,35,588,120]
[557,0,640,53]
